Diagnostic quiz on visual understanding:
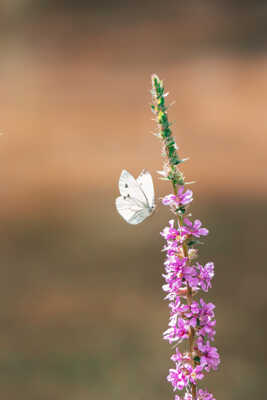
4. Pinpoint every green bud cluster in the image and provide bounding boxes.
[151,74,185,189]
